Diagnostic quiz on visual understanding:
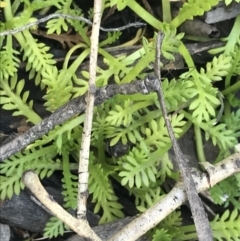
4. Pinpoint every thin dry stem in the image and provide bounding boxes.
[77,0,102,219]
[0,13,146,37]
[22,171,101,241]
[154,32,213,241]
